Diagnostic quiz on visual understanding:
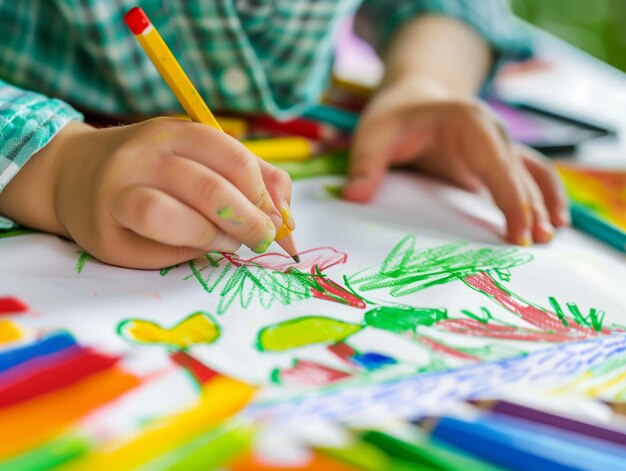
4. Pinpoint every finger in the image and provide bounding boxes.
[519,145,570,227]
[413,152,484,193]
[258,159,295,230]
[144,156,277,253]
[520,168,555,244]
[92,230,206,270]
[165,121,280,220]
[459,115,532,245]
[343,114,399,202]
[110,185,241,252]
